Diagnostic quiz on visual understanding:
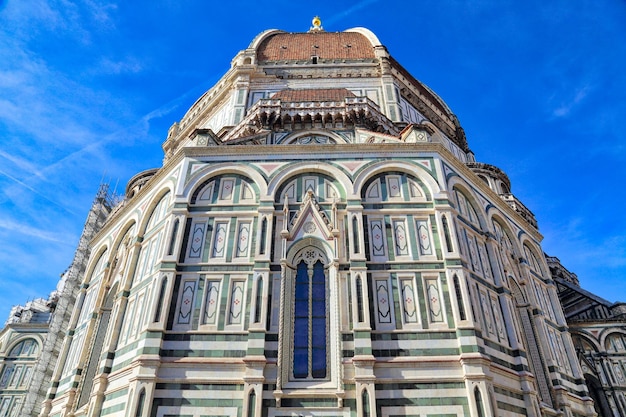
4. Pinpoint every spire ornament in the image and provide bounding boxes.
[309,16,323,32]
